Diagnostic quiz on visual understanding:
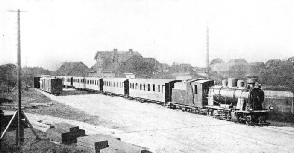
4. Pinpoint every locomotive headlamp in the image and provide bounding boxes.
[269,106,274,110]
